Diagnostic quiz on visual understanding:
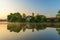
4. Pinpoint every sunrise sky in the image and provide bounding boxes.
[0,0,60,19]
